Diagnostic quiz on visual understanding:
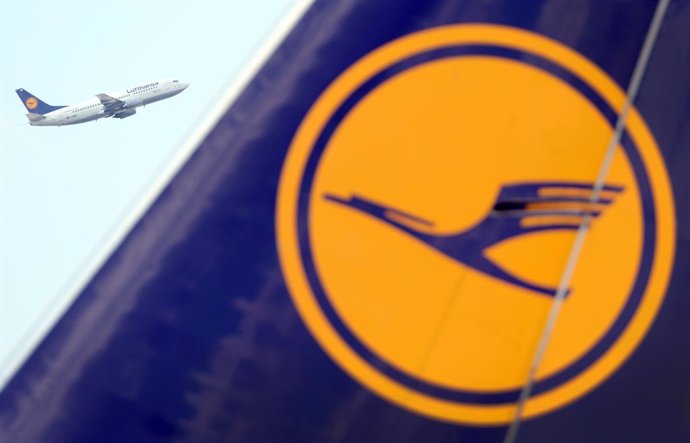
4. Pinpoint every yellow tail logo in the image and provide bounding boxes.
[25,97,38,110]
